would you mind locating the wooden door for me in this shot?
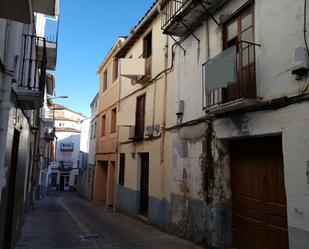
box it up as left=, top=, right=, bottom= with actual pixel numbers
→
left=140, top=153, right=149, bottom=216
left=223, top=4, right=256, bottom=101
left=135, top=95, right=146, bottom=140
left=230, top=137, right=289, bottom=249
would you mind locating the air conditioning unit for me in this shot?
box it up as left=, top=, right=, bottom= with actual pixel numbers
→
left=128, top=126, right=135, bottom=139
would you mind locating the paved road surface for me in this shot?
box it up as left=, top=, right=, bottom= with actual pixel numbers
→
left=15, top=192, right=203, bottom=249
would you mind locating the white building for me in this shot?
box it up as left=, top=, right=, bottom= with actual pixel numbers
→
left=161, top=0, right=309, bottom=248
left=77, top=93, right=98, bottom=200
left=48, top=104, right=86, bottom=191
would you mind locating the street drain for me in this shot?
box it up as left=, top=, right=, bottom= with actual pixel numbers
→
left=79, top=234, right=101, bottom=242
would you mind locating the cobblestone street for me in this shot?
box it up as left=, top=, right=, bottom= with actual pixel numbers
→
left=15, top=193, right=202, bottom=249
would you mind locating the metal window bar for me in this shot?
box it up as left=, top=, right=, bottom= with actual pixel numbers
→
left=203, top=40, right=260, bottom=109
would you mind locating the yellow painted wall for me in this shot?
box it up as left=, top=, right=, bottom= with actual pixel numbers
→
left=117, top=14, right=174, bottom=203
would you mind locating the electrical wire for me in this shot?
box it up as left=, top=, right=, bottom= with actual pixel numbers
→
left=302, top=0, right=309, bottom=93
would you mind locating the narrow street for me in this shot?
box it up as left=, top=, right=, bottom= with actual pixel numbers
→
left=15, top=193, right=202, bottom=249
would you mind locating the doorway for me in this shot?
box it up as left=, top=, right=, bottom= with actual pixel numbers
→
left=60, top=174, right=70, bottom=191
left=230, top=136, right=289, bottom=249
left=107, top=161, right=115, bottom=208
left=3, top=129, right=20, bottom=249
left=140, top=153, right=149, bottom=216
left=50, top=173, right=57, bottom=191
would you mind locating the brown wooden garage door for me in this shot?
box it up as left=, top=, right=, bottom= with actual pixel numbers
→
left=230, top=136, right=289, bottom=249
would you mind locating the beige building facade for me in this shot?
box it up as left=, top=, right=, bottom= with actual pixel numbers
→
left=114, top=4, right=174, bottom=226
left=94, top=38, right=125, bottom=209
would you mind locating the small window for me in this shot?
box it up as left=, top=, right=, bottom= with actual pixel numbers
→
left=94, top=122, right=97, bottom=138
left=112, top=59, right=119, bottom=82
left=119, top=153, right=125, bottom=186
left=111, top=108, right=117, bottom=133
left=103, top=69, right=107, bottom=92
left=90, top=124, right=93, bottom=138
left=101, top=115, right=106, bottom=136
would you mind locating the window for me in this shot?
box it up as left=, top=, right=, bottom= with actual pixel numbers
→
left=143, top=31, right=152, bottom=58
left=119, top=154, right=125, bottom=186
left=135, top=95, right=146, bottom=139
left=112, top=59, right=119, bottom=82
left=90, top=124, right=93, bottom=138
left=94, top=121, right=97, bottom=138
left=111, top=108, right=117, bottom=133
left=103, top=69, right=107, bottom=92
left=101, top=115, right=106, bottom=136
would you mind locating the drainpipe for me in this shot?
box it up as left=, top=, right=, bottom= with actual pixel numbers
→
left=159, top=35, right=169, bottom=201
left=0, top=21, right=17, bottom=199
left=114, top=45, right=122, bottom=212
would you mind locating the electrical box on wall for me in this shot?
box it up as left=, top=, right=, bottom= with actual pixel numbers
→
left=291, top=47, right=309, bottom=79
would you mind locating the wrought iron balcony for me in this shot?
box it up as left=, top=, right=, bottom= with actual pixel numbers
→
left=59, top=161, right=73, bottom=170
left=161, top=0, right=228, bottom=37
left=13, top=35, right=47, bottom=110
left=203, top=41, right=261, bottom=114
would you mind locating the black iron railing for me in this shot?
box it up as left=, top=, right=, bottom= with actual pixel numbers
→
left=161, top=0, right=191, bottom=31
left=20, top=35, right=47, bottom=94
left=203, top=41, right=260, bottom=109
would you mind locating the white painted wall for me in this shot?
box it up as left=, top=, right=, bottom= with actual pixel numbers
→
left=172, top=0, right=309, bottom=246
left=88, top=95, right=98, bottom=166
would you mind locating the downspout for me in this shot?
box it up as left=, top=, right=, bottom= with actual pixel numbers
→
left=114, top=46, right=122, bottom=212
left=159, top=35, right=169, bottom=202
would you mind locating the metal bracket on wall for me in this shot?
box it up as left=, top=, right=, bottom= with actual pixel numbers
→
left=197, top=0, right=220, bottom=27
left=169, top=35, right=186, bottom=55
left=180, top=20, right=200, bottom=43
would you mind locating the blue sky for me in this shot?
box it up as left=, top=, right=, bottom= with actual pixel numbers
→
left=54, top=0, right=155, bottom=116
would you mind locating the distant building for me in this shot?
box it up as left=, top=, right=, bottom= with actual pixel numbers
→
left=47, top=105, right=86, bottom=191
left=77, top=117, right=90, bottom=198
left=77, top=94, right=98, bottom=200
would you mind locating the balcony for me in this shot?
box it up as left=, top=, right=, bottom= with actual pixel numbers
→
left=0, top=0, right=31, bottom=24
left=13, top=35, right=47, bottom=110
left=36, top=16, right=59, bottom=70
left=161, top=0, right=228, bottom=37
left=203, top=41, right=261, bottom=114
left=32, top=0, right=59, bottom=16
left=44, top=127, right=55, bottom=141
left=0, top=0, right=58, bottom=24
left=59, top=161, right=73, bottom=170
left=120, top=56, right=152, bottom=84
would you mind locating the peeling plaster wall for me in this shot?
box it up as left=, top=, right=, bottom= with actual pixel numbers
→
left=171, top=0, right=309, bottom=247
left=214, top=102, right=309, bottom=248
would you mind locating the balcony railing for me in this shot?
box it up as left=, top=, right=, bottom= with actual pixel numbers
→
left=135, top=56, right=152, bottom=84
left=59, top=161, right=73, bottom=170
left=20, top=35, right=47, bottom=93
left=203, top=41, right=259, bottom=111
left=161, top=0, right=228, bottom=37
left=37, top=15, right=59, bottom=70
left=120, top=55, right=152, bottom=84
left=14, top=35, right=47, bottom=110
